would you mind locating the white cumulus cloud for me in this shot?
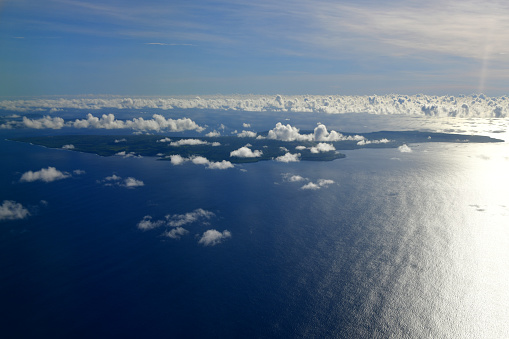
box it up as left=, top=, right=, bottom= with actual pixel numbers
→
left=198, top=229, right=231, bottom=246
left=237, top=130, right=257, bottom=138
left=62, top=144, right=75, bottom=150
left=230, top=146, right=263, bottom=158
left=166, top=208, right=215, bottom=227
left=170, top=139, right=209, bottom=146
left=0, top=200, right=30, bottom=221
left=20, top=167, right=71, bottom=183
left=170, top=155, right=234, bottom=169
left=310, top=142, right=336, bottom=153
left=398, top=144, right=413, bottom=153
left=162, top=227, right=189, bottom=239
left=99, top=174, right=144, bottom=188
left=275, top=152, right=301, bottom=162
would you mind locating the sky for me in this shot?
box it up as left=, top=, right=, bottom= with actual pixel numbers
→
left=1, top=0, right=509, bottom=97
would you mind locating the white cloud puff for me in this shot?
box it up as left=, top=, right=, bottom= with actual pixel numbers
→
left=230, top=146, right=263, bottom=158
left=357, top=138, right=391, bottom=145
left=170, top=155, right=234, bottom=169
left=398, top=144, right=413, bottom=152
left=157, top=137, right=172, bottom=143
left=205, top=130, right=221, bottom=137
left=166, top=208, right=215, bottom=227
left=242, top=123, right=251, bottom=128
left=99, top=174, right=144, bottom=188
left=20, top=167, right=71, bottom=183
left=267, top=122, right=364, bottom=142
left=198, top=229, right=231, bottom=246
left=301, top=179, right=335, bottom=190
left=275, top=152, right=301, bottom=162
left=137, top=216, right=165, bottom=230
left=22, top=116, right=65, bottom=129
left=237, top=130, right=257, bottom=138
left=170, top=139, right=208, bottom=146
left=162, top=227, right=189, bottom=239
left=62, top=144, right=75, bottom=150
left=310, top=142, right=336, bottom=153
left=0, top=200, right=30, bottom=221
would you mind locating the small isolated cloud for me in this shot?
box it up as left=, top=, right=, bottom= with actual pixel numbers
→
left=115, top=151, right=141, bottom=158
left=301, top=182, right=320, bottom=190
left=0, top=200, right=30, bottom=221
left=310, top=143, right=335, bottom=153
left=157, top=137, right=172, bottom=143
left=170, top=139, right=208, bottom=146
left=282, top=173, right=306, bottom=182
left=295, top=145, right=307, bottom=150
left=242, top=123, right=251, bottom=128
left=198, top=229, right=231, bottom=246
left=20, top=167, right=71, bottom=183
left=137, top=216, right=165, bottom=230
left=398, top=144, right=413, bottom=153
left=115, top=138, right=127, bottom=143
left=166, top=208, right=215, bottom=227
left=275, top=152, right=301, bottom=162
left=301, top=179, right=335, bottom=190
left=99, top=174, right=144, bottom=188
left=170, top=155, right=234, bottom=169
left=237, top=130, right=257, bottom=138
left=62, top=144, right=75, bottom=150
left=230, top=146, right=263, bottom=158
left=162, top=227, right=189, bottom=239
left=205, top=130, right=221, bottom=137
left=73, top=169, right=86, bottom=175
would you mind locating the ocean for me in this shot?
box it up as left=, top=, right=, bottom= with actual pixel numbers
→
left=1, top=111, right=508, bottom=338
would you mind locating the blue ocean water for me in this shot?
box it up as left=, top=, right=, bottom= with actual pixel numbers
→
left=1, top=113, right=509, bottom=338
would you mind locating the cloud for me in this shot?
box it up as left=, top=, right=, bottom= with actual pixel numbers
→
left=166, top=208, right=215, bottom=227
left=301, top=179, right=335, bottom=190
left=230, top=146, right=263, bottom=158
left=99, top=174, right=144, bottom=188
left=11, top=113, right=204, bottom=132
left=242, top=123, right=251, bottom=128
left=62, top=144, right=75, bottom=150
left=282, top=173, right=306, bottom=182
left=275, top=152, right=301, bottom=162
left=138, top=209, right=217, bottom=241
left=398, top=144, right=413, bottom=153
left=1, top=95, right=508, bottom=118
left=20, top=167, right=71, bottom=183
left=22, top=116, right=65, bottom=129
left=310, top=142, right=335, bottom=153
left=198, top=229, right=231, bottom=246
left=137, top=216, right=165, bottom=230
left=0, top=200, right=30, bottom=221
left=170, top=155, right=234, bottom=169
left=169, top=139, right=211, bottom=146
left=115, top=151, right=141, bottom=158
left=237, top=130, right=257, bottom=138
left=73, top=169, right=86, bottom=175
left=157, top=137, right=172, bottom=142
left=205, top=130, right=221, bottom=137
left=115, top=138, right=127, bottom=143
left=267, top=122, right=364, bottom=142
left=162, top=227, right=189, bottom=239
left=357, top=138, right=391, bottom=146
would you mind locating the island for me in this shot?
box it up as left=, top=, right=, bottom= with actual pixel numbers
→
left=12, top=130, right=503, bottom=163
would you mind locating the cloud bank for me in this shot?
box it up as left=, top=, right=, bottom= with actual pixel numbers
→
left=1, top=113, right=204, bottom=132
left=0, top=200, right=30, bottom=221
left=2, top=94, right=508, bottom=118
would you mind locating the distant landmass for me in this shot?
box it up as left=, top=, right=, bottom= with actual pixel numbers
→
left=12, top=131, right=503, bottom=163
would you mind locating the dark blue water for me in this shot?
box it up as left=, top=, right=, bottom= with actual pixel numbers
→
left=1, top=114, right=508, bottom=338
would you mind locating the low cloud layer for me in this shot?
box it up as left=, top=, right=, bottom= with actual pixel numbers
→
left=2, top=94, right=506, bottom=118
left=1, top=113, right=203, bottom=132
left=0, top=200, right=30, bottom=221
left=20, top=167, right=72, bottom=183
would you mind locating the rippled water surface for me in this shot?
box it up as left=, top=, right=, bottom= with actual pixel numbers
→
left=1, top=113, right=508, bottom=338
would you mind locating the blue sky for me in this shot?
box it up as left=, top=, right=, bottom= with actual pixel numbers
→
left=1, top=0, right=509, bottom=96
